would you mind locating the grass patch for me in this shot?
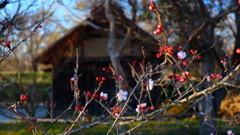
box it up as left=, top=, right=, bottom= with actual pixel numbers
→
left=0, top=119, right=239, bottom=135
left=0, top=71, right=52, bottom=84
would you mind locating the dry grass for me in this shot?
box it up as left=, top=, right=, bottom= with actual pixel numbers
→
left=218, top=89, right=240, bottom=117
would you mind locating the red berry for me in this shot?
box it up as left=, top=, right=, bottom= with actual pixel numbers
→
left=158, top=49, right=163, bottom=52
left=175, top=74, right=181, bottom=81
left=70, top=77, right=74, bottom=82
left=101, top=77, right=106, bottom=83
left=178, top=46, right=182, bottom=51
left=196, top=55, right=201, bottom=60
left=8, top=25, right=12, bottom=28
left=163, top=46, right=168, bottom=52
left=96, top=77, right=106, bottom=83
left=236, top=48, right=240, bottom=54
left=168, top=74, right=174, bottom=79
left=229, top=122, right=233, bottom=126
left=86, top=91, right=91, bottom=98
left=154, top=29, right=161, bottom=35
left=190, top=49, right=195, bottom=54
left=157, top=25, right=162, bottom=30
left=178, top=77, right=186, bottom=82
left=29, top=127, right=34, bottom=130
left=149, top=6, right=154, bottom=11
left=148, top=106, right=154, bottom=110
left=45, top=100, right=50, bottom=105
left=150, top=1, right=156, bottom=8
left=234, top=119, right=239, bottom=123
left=182, top=61, right=188, bottom=66
left=92, top=94, right=99, bottom=98
left=184, top=71, right=190, bottom=76
left=169, top=46, right=174, bottom=50
left=96, top=77, right=100, bottom=82
left=111, top=107, right=116, bottom=111
left=168, top=50, right=173, bottom=55
left=156, top=53, right=162, bottom=58
left=102, top=68, right=112, bottom=73
left=37, top=25, right=42, bottom=28
left=117, top=75, right=124, bottom=81
left=235, top=59, right=240, bottom=62
left=75, top=106, right=80, bottom=110
left=4, top=41, right=11, bottom=48
left=131, top=61, right=137, bottom=65
left=29, top=118, right=37, bottom=122
left=20, top=94, right=28, bottom=101
left=211, top=73, right=216, bottom=78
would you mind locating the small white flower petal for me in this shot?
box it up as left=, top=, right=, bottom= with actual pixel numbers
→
left=177, top=51, right=186, bottom=59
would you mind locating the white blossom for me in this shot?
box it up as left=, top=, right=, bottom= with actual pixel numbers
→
left=227, top=130, right=234, bottom=135
left=100, top=92, right=108, bottom=100
left=117, top=90, right=128, bottom=102
left=177, top=51, right=186, bottom=59
left=207, top=76, right=211, bottom=82
left=146, top=79, right=154, bottom=90
left=136, top=103, right=147, bottom=113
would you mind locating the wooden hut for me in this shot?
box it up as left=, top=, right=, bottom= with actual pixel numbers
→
left=35, top=4, right=158, bottom=115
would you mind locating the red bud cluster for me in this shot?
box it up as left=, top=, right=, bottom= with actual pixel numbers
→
left=96, top=77, right=106, bottom=83
left=190, top=49, right=196, bottom=54
left=156, top=46, right=174, bottom=58
left=75, top=106, right=84, bottom=110
left=154, top=25, right=163, bottom=35
left=168, top=74, right=186, bottom=82
left=86, top=91, right=91, bottom=98
left=210, top=73, right=222, bottom=80
left=112, top=106, right=122, bottom=117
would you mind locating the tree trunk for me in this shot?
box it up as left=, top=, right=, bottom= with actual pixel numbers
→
left=199, top=49, right=216, bottom=135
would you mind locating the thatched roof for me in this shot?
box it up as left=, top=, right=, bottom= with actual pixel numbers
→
left=35, top=4, right=158, bottom=66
